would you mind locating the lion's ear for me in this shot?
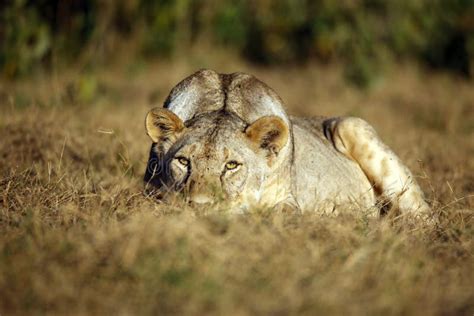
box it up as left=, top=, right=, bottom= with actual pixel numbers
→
left=245, top=116, right=289, bottom=157
left=145, top=108, right=185, bottom=143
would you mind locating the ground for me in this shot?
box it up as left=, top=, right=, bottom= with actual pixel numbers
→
left=0, top=56, right=473, bottom=315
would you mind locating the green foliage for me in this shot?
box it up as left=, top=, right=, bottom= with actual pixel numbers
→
left=1, top=0, right=473, bottom=86
left=140, top=0, right=180, bottom=56
left=1, top=0, right=96, bottom=76
left=214, top=1, right=248, bottom=49
left=1, top=0, right=51, bottom=77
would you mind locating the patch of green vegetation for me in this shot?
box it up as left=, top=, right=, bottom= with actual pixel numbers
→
left=2, top=0, right=473, bottom=87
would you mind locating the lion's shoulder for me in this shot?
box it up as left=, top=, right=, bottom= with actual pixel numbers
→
left=290, top=115, right=328, bottom=139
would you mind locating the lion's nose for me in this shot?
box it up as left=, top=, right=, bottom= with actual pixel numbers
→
left=189, top=194, right=213, bottom=205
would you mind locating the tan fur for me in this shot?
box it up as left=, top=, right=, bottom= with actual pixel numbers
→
left=324, top=116, right=430, bottom=215
left=245, top=116, right=289, bottom=165
left=145, top=108, right=185, bottom=143
left=144, top=69, right=431, bottom=219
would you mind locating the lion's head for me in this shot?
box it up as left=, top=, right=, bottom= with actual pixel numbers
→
left=144, top=108, right=290, bottom=210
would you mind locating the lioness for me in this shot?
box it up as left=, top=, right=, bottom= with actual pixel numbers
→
left=144, top=69, right=430, bottom=217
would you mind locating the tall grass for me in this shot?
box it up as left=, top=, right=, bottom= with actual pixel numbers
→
left=0, top=59, right=473, bottom=314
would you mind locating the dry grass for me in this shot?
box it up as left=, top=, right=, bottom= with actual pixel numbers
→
left=0, top=56, right=473, bottom=315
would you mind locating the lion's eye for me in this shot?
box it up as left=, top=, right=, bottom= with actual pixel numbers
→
left=175, top=157, right=190, bottom=167
left=225, top=161, right=240, bottom=171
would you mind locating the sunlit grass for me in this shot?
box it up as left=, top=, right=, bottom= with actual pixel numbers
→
left=0, top=60, right=472, bottom=314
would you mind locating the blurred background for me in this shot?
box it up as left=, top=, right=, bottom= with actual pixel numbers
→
left=2, top=0, right=474, bottom=87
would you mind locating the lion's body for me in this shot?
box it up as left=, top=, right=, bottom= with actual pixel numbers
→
left=144, top=69, right=429, bottom=217
left=291, top=116, right=376, bottom=212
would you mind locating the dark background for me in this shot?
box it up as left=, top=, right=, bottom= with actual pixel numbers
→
left=2, top=0, right=474, bottom=87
